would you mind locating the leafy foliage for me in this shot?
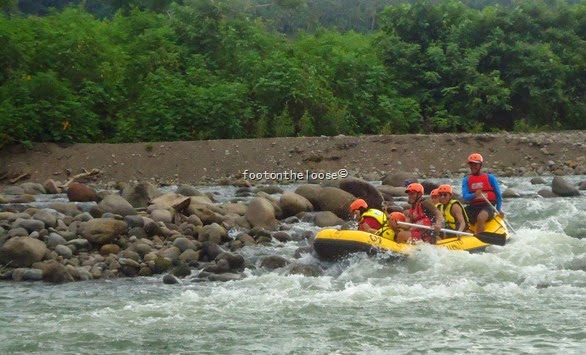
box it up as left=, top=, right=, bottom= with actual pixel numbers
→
left=0, top=0, right=584, bottom=145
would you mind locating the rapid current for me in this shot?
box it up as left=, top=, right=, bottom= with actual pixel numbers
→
left=1, top=176, right=585, bottom=354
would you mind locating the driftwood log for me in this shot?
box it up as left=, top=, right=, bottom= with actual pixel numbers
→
left=61, top=168, right=103, bottom=187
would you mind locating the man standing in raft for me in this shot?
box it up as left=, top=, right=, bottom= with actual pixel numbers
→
left=461, top=153, right=504, bottom=234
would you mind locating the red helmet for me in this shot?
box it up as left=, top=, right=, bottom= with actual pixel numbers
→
left=467, top=153, right=483, bottom=164
left=430, top=188, right=440, bottom=197
left=390, top=212, right=406, bottom=222
left=349, top=198, right=368, bottom=212
left=405, top=183, right=424, bottom=194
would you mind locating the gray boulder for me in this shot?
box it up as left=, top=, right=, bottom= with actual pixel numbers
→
left=294, top=184, right=323, bottom=209
left=121, top=182, right=162, bottom=208
left=81, top=218, right=128, bottom=245
left=98, top=194, right=137, bottom=216
left=0, top=236, right=47, bottom=267
left=315, top=187, right=355, bottom=219
left=551, top=176, right=580, bottom=197
left=381, top=172, right=418, bottom=187
left=338, top=177, right=384, bottom=210
left=314, top=211, right=344, bottom=227
left=245, top=197, right=277, bottom=230
left=279, top=191, right=313, bottom=218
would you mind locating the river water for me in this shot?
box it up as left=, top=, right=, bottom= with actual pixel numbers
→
left=1, top=176, right=585, bottom=354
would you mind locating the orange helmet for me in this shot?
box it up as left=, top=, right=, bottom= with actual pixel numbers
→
left=437, top=184, right=453, bottom=194
left=467, top=153, right=483, bottom=164
left=405, top=183, right=424, bottom=194
left=390, top=212, right=406, bottom=222
left=430, top=188, right=440, bottom=197
left=349, top=198, right=368, bottom=212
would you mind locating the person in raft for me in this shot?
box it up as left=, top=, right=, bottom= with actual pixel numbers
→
left=430, top=188, right=440, bottom=206
left=349, top=198, right=388, bottom=235
left=436, top=184, right=469, bottom=238
left=392, top=183, right=444, bottom=244
left=461, top=153, right=504, bottom=234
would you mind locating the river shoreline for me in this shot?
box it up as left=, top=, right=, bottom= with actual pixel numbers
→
left=1, top=131, right=586, bottom=188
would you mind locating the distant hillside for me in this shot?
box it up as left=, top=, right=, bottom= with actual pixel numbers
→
left=6, top=0, right=584, bottom=34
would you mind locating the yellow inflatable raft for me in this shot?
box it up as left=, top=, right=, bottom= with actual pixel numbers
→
left=313, top=216, right=509, bottom=261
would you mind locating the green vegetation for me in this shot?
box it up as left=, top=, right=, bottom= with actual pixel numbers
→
left=0, top=0, right=584, bottom=145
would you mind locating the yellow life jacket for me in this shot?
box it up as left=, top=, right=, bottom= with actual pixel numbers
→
left=360, top=209, right=389, bottom=236
left=439, top=199, right=469, bottom=231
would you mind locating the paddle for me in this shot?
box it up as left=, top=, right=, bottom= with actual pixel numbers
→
left=397, top=221, right=507, bottom=246
left=480, top=193, right=517, bottom=235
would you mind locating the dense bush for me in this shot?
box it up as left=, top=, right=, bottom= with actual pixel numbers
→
left=0, top=0, right=584, bottom=145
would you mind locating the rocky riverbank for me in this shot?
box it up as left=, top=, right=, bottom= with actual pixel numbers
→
left=1, top=172, right=584, bottom=283
left=1, top=131, right=585, bottom=283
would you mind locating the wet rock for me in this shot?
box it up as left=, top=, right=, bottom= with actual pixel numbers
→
left=235, top=233, right=256, bottom=246
left=199, top=223, right=228, bottom=244
left=143, top=221, right=165, bottom=238
left=254, top=185, right=283, bottom=195
left=163, top=273, right=182, bottom=284
left=54, top=245, right=73, bottom=259
left=206, top=272, right=243, bottom=282
left=152, top=257, right=172, bottom=274
left=288, top=263, right=323, bottom=277
left=314, top=211, right=343, bottom=227
left=43, top=179, right=61, bottom=194
left=272, top=231, right=292, bottom=243
left=502, top=188, right=521, bottom=198
left=80, top=218, right=128, bottom=245
left=530, top=177, right=547, bottom=185
left=98, top=194, right=137, bottom=216
left=0, top=236, right=47, bottom=267
left=381, top=172, right=418, bottom=187
left=171, top=262, right=191, bottom=278
left=216, top=252, right=245, bottom=271
left=245, top=197, right=277, bottom=230
left=551, top=176, right=580, bottom=197
left=13, top=218, right=45, bottom=233
left=293, top=245, right=314, bottom=259
left=315, top=187, right=355, bottom=218
left=20, top=182, right=46, bottom=195
left=537, top=189, right=557, bottom=198
left=179, top=249, right=201, bottom=263
left=46, top=232, right=68, bottom=249
left=150, top=209, right=173, bottom=224
left=2, top=186, right=24, bottom=195
left=38, top=260, right=74, bottom=283
left=260, top=255, right=290, bottom=269
left=202, top=242, right=226, bottom=261
left=100, top=243, right=121, bottom=256
left=66, top=182, right=97, bottom=202
left=175, top=184, right=204, bottom=197
left=32, top=209, right=58, bottom=228
left=7, top=227, right=29, bottom=238
left=201, top=259, right=231, bottom=274
left=12, top=268, right=43, bottom=281
left=120, top=182, right=161, bottom=208
left=279, top=191, right=313, bottom=218
left=124, top=215, right=145, bottom=229
left=294, top=184, right=322, bottom=208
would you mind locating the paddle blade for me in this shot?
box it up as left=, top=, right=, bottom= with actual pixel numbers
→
left=475, top=232, right=507, bottom=246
